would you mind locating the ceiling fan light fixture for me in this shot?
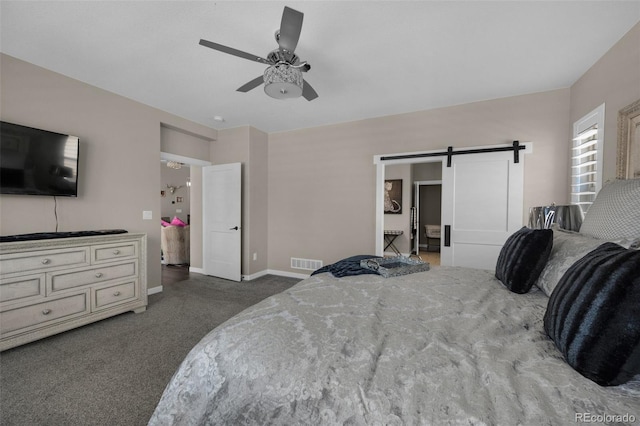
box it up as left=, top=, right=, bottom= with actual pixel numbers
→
left=263, top=63, right=303, bottom=99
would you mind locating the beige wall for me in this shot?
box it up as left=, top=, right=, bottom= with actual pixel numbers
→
left=570, top=22, right=640, bottom=183
left=3, top=22, right=636, bottom=283
left=160, top=124, right=212, bottom=161
left=265, top=22, right=640, bottom=275
left=268, top=89, right=571, bottom=273
left=248, top=127, right=269, bottom=275
left=0, top=54, right=217, bottom=292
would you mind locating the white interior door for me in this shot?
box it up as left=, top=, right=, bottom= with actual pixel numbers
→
left=441, top=151, right=523, bottom=269
left=202, top=163, right=242, bottom=281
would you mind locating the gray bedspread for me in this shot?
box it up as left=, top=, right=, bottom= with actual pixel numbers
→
left=149, top=267, right=640, bottom=425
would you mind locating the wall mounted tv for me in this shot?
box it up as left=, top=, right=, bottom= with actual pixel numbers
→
left=0, top=121, right=79, bottom=197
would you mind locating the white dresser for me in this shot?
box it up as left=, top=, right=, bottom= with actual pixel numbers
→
left=0, top=233, right=147, bottom=351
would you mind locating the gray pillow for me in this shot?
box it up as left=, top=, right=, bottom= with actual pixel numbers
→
left=579, top=178, right=640, bottom=240
left=535, top=225, right=636, bottom=297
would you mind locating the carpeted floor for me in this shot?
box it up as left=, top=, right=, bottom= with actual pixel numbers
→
left=0, top=267, right=300, bottom=426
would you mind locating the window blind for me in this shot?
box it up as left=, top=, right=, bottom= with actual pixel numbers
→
left=571, top=104, right=604, bottom=216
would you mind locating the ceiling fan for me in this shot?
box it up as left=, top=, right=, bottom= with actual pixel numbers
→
left=199, top=6, right=318, bottom=101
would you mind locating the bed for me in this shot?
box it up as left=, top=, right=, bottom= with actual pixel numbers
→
left=149, top=179, right=640, bottom=425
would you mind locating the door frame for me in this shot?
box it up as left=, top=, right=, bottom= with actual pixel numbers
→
left=374, top=143, right=531, bottom=257
left=160, top=152, right=211, bottom=274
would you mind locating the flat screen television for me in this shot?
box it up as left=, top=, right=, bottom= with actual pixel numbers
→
left=0, top=121, right=79, bottom=197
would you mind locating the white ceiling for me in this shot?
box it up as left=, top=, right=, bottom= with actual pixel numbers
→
left=1, top=1, right=639, bottom=133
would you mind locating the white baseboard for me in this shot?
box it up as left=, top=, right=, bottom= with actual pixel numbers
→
left=148, top=285, right=163, bottom=295
left=189, top=266, right=205, bottom=274
left=242, top=270, right=269, bottom=281
left=243, top=269, right=310, bottom=281
left=161, top=266, right=309, bottom=283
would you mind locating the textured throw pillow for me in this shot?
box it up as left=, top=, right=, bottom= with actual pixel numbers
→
left=580, top=178, right=640, bottom=240
left=311, top=255, right=382, bottom=278
left=535, top=226, right=635, bottom=297
left=544, top=242, right=640, bottom=386
left=495, top=227, right=553, bottom=294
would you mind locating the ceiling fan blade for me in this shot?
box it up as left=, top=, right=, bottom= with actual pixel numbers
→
left=199, top=39, right=270, bottom=65
left=236, top=75, right=264, bottom=93
left=302, top=80, right=318, bottom=101
left=278, top=7, right=303, bottom=53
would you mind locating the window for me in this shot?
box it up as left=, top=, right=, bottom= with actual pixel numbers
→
left=571, top=104, right=605, bottom=216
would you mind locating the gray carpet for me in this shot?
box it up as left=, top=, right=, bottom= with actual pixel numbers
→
left=0, top=271, right=300, bottom=426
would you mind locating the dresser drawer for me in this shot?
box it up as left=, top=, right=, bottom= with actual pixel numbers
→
left=93, top=281, right=137, bottom=310
left=49, top=261, right=137, bottom=293
left=0, top=293, right=88, bottom=335
left=0, top=247, right=90, bottom=275
left=92, top=241, right=138, bottom=263
left=0, top=273, right=45, bottom=305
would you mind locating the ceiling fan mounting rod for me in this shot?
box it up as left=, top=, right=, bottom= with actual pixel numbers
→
left=267, top=50, right=298, bottom=65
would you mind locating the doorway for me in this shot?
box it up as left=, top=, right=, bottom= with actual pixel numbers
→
left=160, top=152, right=211, bottom=277
left=160, top=160, right=191, bottom=268
left=414, top=181, right=442, bottom=265
left=375, top=143, right=528, bottom=269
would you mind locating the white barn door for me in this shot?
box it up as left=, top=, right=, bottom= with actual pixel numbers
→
left=202, top=163, right=242, bottom=281
left=440, top=150, right=524, bottom=269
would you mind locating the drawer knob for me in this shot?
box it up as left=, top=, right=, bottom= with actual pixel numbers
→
left=113, top=249, right=120, bottom=255
left=41, top=258, right=51, bottom=264
left=42, top=309, right=51, bottom=315
left=95, top=272, right=104, bottom=278
left=113, top=291, right=121, bottom=296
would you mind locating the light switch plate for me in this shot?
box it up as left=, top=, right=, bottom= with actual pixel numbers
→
left=143, top=210, right=153, bottom=220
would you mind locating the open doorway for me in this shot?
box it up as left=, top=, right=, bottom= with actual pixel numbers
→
left=160, top=152, right=211, bottom=280
left=412, top=161, right=442, bottom=265
left=375, top=143, right=528, bottom=269
left=380, top=161, right=442, bottom=262
left=160, top=161, right=191, bottom=226
left=414, top=181, right=442, bottom=265
left=160, top=160, right=191, bottom=267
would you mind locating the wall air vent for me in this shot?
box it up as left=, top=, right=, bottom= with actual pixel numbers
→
left=291, top=257, right=323, bottom=271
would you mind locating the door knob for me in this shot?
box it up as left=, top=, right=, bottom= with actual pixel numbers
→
left=229, top=226, right=239, bottom=230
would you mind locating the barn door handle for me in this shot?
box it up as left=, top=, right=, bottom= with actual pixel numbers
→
left=229, top=226, right=239, bottom=230
left=444, top=225, right=451, bottom=247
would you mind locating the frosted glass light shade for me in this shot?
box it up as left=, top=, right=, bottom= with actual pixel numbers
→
left=263, top=64, right=303, bottom=99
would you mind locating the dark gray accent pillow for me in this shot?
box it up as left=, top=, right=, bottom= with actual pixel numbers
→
left=544, top=242, right=640, bottom=386
left=311, top=255, right=382, bottom=278
left=495, top=227, right=553, bottom=294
